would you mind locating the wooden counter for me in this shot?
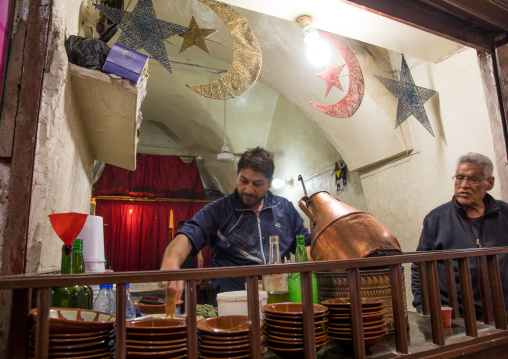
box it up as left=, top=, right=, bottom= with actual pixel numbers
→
left=2, top=247, right=508, bottom=359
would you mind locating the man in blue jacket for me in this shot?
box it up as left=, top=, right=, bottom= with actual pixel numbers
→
left=161, top=147, right=311, bottom=302
left=411, top=152, right=508, bottom=316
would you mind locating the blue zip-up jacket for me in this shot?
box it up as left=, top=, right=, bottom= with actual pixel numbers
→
left=177, top=189, right=312, bottom=294
left=411, top=193, right=508, bottom=314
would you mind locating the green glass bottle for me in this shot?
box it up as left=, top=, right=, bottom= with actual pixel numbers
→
left=50, top=241, right=90, bottom=309
left=50, top=244, right=77, bottom=307
left=73, top=239, right=93, bottom=309
left=288, top=234, right=318, bottom=303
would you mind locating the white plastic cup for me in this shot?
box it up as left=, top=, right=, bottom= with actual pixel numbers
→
left=217, top=290, right=268, bottom=318
left=84, top=260, right=106, bottom=273
left=78, top=215, right=105, bottom=261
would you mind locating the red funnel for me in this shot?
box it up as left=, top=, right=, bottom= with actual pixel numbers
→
left=49, top=213, right=88, bottom=245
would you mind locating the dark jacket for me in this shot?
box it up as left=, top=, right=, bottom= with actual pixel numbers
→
left=411, top=193, right=508, bottom=314
left=177, top=189, right=311, bottom=294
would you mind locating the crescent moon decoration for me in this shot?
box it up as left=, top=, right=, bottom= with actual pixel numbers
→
left=186, top=0, right=262, bottom=100
left=310, top=32, right=365, bottom=118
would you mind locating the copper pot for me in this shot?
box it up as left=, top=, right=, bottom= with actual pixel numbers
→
left=298, top=191, right=401, bottom=261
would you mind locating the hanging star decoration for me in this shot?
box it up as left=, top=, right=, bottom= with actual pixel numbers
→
left=179, top=16, right=218, bottom=54
left=316, top=63, right=346, bottom=97
left=375, top=55, right=437, bottom=136
left=93, top=0, right=189, bottom=73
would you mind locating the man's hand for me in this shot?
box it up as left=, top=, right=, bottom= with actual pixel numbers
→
left=159, top=234, right=193, bottom=303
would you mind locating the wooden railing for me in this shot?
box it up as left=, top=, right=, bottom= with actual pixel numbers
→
left=1, top=247, right=508, bottom=358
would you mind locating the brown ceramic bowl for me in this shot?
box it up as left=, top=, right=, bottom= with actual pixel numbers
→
left=198, top=331, right=251, bottom=341
left=329, top=330, right=388, bottom=348
left=197, top=315, right=256, bottom=335
left=263, top=317, right=328, bottom=328
left=126, top=347, right=186, bottom=359
left=321, top=298, right=383, bottom=309
left=126, top=337, right=186, bottom=346
left=126, top=330, right=187, bottom=341
left=198, top=354, right=250, bottom=359
left=263, top=311, right=328, bottom=322
left=265, top=331, right=328, bottom=343
left=30, top=308, right=115, bottom=334
left=198, top=346, right=250, bottom=357
left=328, top=309, right=387, bottom=324
left=126, top=318, right=186, bottom=333
left=266, top=339, right=328, bottom=358
left=133, top=299, right=183, bottom=316
left=262, top=303, right=328, bottom=316
left=126, top=342, right=187, bottom=352
left=263, top=321, right=328, bottom=334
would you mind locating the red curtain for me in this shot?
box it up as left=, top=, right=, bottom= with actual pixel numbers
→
left=95, top=199, right=208, bottom=271
left=93, top=154, right=206, bottom=199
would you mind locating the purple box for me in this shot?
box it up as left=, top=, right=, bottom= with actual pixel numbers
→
left=102, top=43, right=148, bottom=84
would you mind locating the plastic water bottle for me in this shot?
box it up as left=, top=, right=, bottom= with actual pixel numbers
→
left=126, top=283, right=136, bottom=320
left=93, top=284, right=116, bottom=315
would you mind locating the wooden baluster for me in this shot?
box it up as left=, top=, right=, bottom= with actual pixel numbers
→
left=444, top=259, right=460, bottom=319
left=425, top=260, right=445, bottom=345
left=418, top=262, right=430, bottom=315
left=348, top=268, right=365, bottom=359
left=116, top=283, right=127, bottom=359
left=389, top=264, right=408, bottom=354
left=246, top=276, right=261, bottom=359
left=186, top=280, right=198, bottom=359
left=8, top=288, right=31, bottom=359
left=486, top=254, right=507, bottom=330
left=35, top=287, right=50, bottom=359
left=458, top=258, right=478, bottom=337
left=301, top=271, right=316, bottom=359
left=476, top=256, right=493, bottom=323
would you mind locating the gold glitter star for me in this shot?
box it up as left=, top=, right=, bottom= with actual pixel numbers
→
left=179, top=16, right=218, bottom=54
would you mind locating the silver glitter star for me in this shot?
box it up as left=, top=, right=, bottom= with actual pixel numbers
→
left=93, top=0, right=188, bottom=73
left=375, top=55, right=437, bottom=136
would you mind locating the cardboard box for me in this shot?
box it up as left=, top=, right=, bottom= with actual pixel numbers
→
left=102, top=43, right=149, bottom=85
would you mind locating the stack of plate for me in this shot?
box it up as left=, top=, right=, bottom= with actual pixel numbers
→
left=197, top=315, right=263, bottom=359
left=126, top=318, right=187, bottom=359
left=262, top=303, right=329, bottom=358
left=321, top=298, right=388, bottom=348
left=29, top=308, right=115, bottom=359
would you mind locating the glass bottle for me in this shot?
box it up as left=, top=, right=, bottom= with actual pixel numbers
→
left=288, top=234, right=318, bottom=303
left=93, top=284, right=116, bottom=314
left=263, top=235, right=290, bottom=304
left=125, top=283, right=136, bottom=319
left=73, top=239, right=93, bottom=309
left=50, top=244, right=80, bottom=308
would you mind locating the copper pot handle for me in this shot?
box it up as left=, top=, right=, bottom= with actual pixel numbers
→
left=299, top=197, right=317, bottom=228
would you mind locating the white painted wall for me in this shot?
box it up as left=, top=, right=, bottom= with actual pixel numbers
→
left=26, top=0, right=94, bottom=273
left=359, top=48, right=505, bottom=310
left=266, top=93, right=368, bottom=231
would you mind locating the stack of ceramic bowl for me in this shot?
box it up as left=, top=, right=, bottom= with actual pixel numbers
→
left=262, top=303, right=329, bottom=358
left=197, top=315, right=263, bottom=359
left=321, top=298, right=388, bottom=348
left=126, top=318, right=187, bottom=359
left=29, top=308, right=115, bottom=358
left=133, top=299, right=183, bottom=316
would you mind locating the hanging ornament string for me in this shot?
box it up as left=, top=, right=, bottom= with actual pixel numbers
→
left=223, top=99, right=227, bottom=147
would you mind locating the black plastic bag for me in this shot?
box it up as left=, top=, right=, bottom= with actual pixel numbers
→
left=65, top=35, right=111, bottom=70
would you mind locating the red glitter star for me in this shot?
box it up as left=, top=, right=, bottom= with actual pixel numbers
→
left=316, top=63, right=346, bottom=97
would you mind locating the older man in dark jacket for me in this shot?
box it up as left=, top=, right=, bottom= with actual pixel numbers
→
left=411, top=152, right=508, bottom=315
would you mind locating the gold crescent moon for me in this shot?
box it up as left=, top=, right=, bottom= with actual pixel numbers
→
left=186, top=0, right=262, bottom=99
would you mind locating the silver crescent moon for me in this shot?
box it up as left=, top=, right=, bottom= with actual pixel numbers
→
left=186, top=0, right=262, bottom=100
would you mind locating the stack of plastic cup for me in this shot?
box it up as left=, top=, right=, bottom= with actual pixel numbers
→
left=77, top=215, right=106, bottom=302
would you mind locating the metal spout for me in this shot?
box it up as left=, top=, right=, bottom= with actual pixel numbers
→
left=298, top=175, right=308, bottom=198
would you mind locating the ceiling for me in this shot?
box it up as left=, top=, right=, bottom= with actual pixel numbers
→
left=114, top=0, right=507, bottom=194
